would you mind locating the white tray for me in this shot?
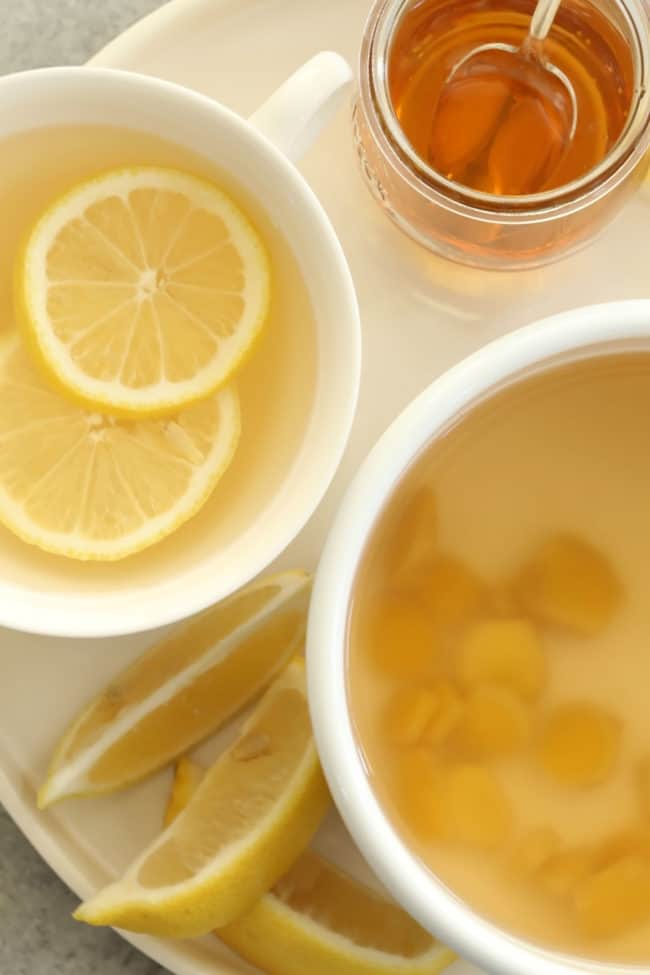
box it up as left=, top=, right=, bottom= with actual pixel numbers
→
left=2, top=1, right=650, bottom=973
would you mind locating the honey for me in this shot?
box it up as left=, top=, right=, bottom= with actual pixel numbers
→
left=388, top=0, right=635, bottom=195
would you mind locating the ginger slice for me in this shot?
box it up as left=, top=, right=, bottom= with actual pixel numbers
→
left=457, top=619, right=545, bottom=700
left=394, top=756, right=511, bottom=849
left=514, top=533, right=622, bottom=636
left=537, top=702, right=621, bottom=788
left=435, top=763, right=512, bottom=850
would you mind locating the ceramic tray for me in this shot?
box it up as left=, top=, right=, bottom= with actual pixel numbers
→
left=2, top=0, right=650, bottom=972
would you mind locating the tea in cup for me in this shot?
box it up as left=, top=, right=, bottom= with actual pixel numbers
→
left=309, top=299, right=650, bottom=975
left=0, top=56, right=360, bottom=637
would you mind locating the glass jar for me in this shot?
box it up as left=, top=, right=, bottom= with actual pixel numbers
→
left=353, top=0, right=650, bottom=270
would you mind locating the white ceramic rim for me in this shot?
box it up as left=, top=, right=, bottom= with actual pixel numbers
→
left=307, top=298, right=650, bottom=975
left=0, top=65, right=360, bottom=639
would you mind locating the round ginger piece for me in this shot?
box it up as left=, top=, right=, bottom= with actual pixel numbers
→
left=457, top=618, right=545, bottom=700
left=436, top=763, right=512, bottom=850
left=538, top=702, right=621, bottom=787
left=514, top=533, right=622, bottom=636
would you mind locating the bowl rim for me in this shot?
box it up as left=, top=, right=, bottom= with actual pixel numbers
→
left=0, top=66, right=361, bottom=638
left=307, top=298, right=650, bottom=975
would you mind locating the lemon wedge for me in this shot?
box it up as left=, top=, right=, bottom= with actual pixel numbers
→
left=221, top=851, right=456, bottom=975
left=0, top=332, right=239, bottom=560
left=17, top=167, right=270, bottom=416
left=74, top=659, right=331, bottom=937
left=39, top=570, right=310, bottom=806
left=165, top=760, right=456, bottom=975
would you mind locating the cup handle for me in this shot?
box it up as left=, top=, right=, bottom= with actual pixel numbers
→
left=248, top=52, right=353, bottom=162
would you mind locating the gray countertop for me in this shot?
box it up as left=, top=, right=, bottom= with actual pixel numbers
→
left=0, top=6, right=167, bottom=975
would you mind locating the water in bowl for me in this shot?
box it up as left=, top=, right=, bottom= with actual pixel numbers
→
left=348, top=349, right=650, bottom=963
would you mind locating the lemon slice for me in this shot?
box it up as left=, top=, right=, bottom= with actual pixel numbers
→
left=221, top=851, right=457, bottom=975
left=165, top=761, right=456, bottom=975
left=39, top=570, right=310, bottom=807
left=0, top=333, right=239, bottom=560
left=74, top=659, right=331, bottom=938
left=17, top=167, right=270, bottom=416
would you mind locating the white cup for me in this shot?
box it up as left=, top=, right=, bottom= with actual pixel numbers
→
left=308, top=299, right=650, bottom=975
left=0, top=54, right=360, bottom=638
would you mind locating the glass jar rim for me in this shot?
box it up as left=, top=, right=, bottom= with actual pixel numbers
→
left=364, top=0, right=650, bottom=215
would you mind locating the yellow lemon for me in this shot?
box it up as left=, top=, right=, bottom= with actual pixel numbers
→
left=0, top=332, right=238, bottom=560
left=17, top=167, right=270, bottom=416
left=221, top=851, right=456, bottom=975
left=74, top=659, right=330, bottom=938
left=165, top=758, right=456, bottom=975
left=39, top=570, right=309, bottom=805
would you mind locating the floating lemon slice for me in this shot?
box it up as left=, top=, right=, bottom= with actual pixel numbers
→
left=17, top=167, right=270, bottom=416
left=165, top=759, right=456, bottom=975
left=74, top=659, right=331, bottom=938
left=0, top=333, right=239, bottom=560
left=39, top=570, right=310, bottom=807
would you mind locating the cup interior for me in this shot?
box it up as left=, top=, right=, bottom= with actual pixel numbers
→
left=307, top=300, right=650, bottom=975
left=0, top=67, right=359, bottom=636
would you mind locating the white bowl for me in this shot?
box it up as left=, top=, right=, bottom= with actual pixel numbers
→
left=0, top=61, right=360, bottom=638
left=307, top=299, right=650, bottom=975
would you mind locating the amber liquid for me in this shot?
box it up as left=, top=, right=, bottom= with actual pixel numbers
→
left=389, top=0, right=634, bottom=195
left=0, top=125, right=317, bottom=594
left=349, top=352, right=650, bottom=963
